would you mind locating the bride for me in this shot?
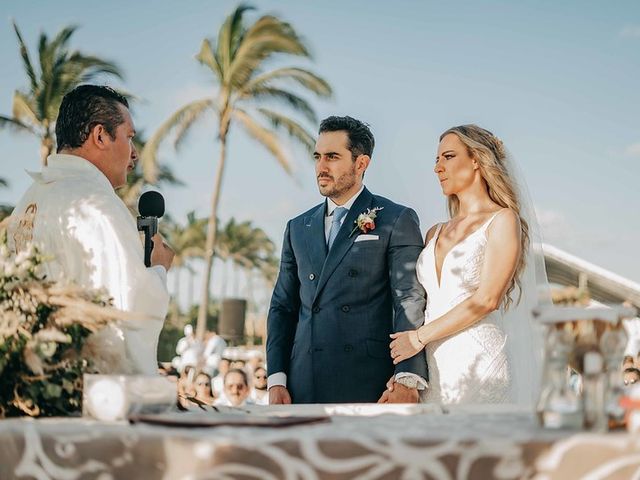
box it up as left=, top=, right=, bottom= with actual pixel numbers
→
left=389, top=124, right=546, bottom=406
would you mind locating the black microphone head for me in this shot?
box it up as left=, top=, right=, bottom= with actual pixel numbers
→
left=138, top=191, right=165, bottom=217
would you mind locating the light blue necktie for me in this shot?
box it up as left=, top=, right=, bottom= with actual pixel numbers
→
left=327, top=207, right=348, bottom=250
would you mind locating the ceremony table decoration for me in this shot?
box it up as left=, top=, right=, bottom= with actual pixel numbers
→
left=0, top=237, right=136, bottom=418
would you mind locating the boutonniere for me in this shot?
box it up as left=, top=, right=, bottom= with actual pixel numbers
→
left=349, top=207, right=384, bottom=237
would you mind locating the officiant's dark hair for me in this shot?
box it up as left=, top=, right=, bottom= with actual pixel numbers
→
left=56, top=85, right=129, bottom=152
left=319, top=116, right=375, bottom=160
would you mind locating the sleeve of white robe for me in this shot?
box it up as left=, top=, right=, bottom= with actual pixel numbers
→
left=62, top=188, right=170, bottom=374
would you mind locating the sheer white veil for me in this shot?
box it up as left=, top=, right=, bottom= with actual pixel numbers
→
left=500, top=149, right=551, bottom=407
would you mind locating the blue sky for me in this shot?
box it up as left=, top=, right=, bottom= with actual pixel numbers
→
left=1, top=0, right=639, bottom=303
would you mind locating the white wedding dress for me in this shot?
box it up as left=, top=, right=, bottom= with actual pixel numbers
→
left=417, top=212, right=517, bottom=405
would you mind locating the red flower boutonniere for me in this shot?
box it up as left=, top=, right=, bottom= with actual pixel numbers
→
left=349, top=207, right=384, bottom=237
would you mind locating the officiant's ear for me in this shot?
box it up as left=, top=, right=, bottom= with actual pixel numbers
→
left=91, top=124, right=108, bottom=150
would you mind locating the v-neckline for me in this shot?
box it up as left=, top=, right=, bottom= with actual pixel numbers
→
left=431, top=212, right=501, bottom=288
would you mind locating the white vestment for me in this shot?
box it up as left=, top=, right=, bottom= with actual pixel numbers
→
left=7, top=154, right=169, bottom=374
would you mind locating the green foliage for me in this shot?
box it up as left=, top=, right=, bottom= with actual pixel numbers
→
left=0, top=241, right=118, bottom=418
left=0, top=22, right=124, bottom=164
left=0, top=179, right=12, bottom=224
left=157, top=323, right=184, bottom=363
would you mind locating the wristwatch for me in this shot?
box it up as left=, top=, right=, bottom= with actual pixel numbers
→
left=395, top=375, right=420, bottom=389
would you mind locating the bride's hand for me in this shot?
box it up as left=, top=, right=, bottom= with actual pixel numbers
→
left=389, top=331, right=424, bottom=364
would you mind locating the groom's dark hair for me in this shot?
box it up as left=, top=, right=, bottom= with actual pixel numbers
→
left=319, top=116, right=375, bottom=160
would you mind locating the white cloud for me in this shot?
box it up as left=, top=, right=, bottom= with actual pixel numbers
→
left=171, top=84, right=215, bottom=108
left=534, top=207, right=573, bottom=245
left=535, top=207, right=565, bottom=230
left=624, top=143, right=640, bottom=157
left=619, top=26, right=640, bottom=38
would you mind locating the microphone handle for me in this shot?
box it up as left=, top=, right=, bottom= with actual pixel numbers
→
left=137, top=217, right=158, bottom=267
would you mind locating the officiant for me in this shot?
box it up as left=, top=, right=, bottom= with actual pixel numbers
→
left=7, top=85, right=174, bottom=374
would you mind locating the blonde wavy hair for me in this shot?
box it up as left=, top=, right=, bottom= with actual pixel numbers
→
left=439, top=124, right=529, bottom=309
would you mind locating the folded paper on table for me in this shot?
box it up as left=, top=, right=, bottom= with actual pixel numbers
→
left=129, top=410, right=330, bottom=428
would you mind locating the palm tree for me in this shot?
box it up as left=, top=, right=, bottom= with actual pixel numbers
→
left=163, top=212, right=208, bottom=307
left=217, top=218, right=276, bottom=285
left=0, top=22, right=123, bottom=165
left=117, top=134, right=184, bottom=214
left=143, top=4, right=332, bottom=339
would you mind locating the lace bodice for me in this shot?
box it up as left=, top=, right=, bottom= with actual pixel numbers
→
left=418, top=213, right=498, bottom=320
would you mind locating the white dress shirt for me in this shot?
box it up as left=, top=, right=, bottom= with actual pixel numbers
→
left=323, top=185, right=364, bottom=242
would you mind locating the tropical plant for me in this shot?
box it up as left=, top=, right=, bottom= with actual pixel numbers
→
left=0, top=240, right=130, bottom=417
left=117, top=135, right=184, bottom=214
left=217, top=217, right=277, bottom=297
left=143, top=4, right=332, bottom=338
left=162, top=212, right=207, bottom=308
left=0, top=22, right=123, bottom=165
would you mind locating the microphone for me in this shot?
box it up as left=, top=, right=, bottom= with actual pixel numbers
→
left=137, top=191, right=165, bottom=267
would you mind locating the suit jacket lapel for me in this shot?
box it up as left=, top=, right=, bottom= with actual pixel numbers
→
left=304, top=202, right=327, bottom=281
left=313, top=187, right=374, bottom=303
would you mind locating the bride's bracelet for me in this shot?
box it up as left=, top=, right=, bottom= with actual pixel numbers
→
left=416, top=328, right=428, bottom=346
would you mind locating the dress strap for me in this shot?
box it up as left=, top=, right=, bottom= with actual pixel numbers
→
left=480, top=209, right=507, bottom=233
left=425, top=223, right=444, bottom=248
left=431, top=223, right=445, bottom=246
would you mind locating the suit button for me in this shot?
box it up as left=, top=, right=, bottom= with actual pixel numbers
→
left=309, top=273, right=316, bottom=280
left=348, top=269, right=358, bottom=277
left=341, top=305, right=350, bottom=313
left=344, top=344, right=353, bottom=352
left=313, top=306, right=320, bottom=313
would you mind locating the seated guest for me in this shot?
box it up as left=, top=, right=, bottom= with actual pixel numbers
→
left=174, top=324, right=203, bottom=373
left=193, top=372, right=216, bottom=406
left=203, top=331, right=227, bottom=376
left=249, top=366, right=269, bottom=405
left=230, top=359, right=246, bottom=371
left=246, top=350, right=264, bottom=376
left=212, top=358, right=230, bottom=399
left=624, top=367, right=640, bottom=386
left=214, top=369, right=254, bottom=407
left=177, top=367, right=196, bottom=409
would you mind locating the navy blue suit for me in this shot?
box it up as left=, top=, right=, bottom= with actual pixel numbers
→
left=267, top=187, right=428, bottom=403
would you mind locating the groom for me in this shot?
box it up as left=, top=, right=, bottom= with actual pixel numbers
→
left=267, top=116, right=428, bottom=404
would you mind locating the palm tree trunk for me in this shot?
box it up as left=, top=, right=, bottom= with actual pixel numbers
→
left=196, top=134, right=228, bottom=341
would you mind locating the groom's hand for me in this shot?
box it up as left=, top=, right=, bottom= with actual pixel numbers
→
left=386, top=382, right=419, bottom=403
left=269, top=386, right=292, bottom=405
